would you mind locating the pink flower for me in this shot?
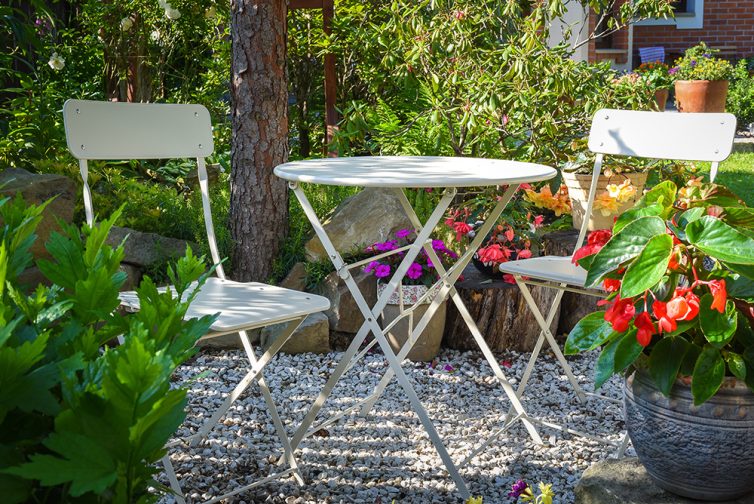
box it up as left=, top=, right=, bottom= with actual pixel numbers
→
left=453, top=222, right=472, bottom=241
left=534, top=215, right=544, bottom=227
left=517, top=249, right=533, bottom=260
left=406, top=262, right=423, bottom=280
left=396, top=229, right=411, bottom=239
left=503, top=274, right=516, bottom=284
left=375, top=264, right=391, bottom=278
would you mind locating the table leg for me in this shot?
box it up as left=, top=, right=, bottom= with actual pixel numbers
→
left=359, top=187, right=542, bottom=444
left=287, top=183, right=471, bottom=497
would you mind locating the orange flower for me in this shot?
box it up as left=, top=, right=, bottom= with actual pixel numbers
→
left=709, top=279, right=727, bottom=313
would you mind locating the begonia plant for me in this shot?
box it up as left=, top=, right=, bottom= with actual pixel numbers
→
left=565, top=179, right=754, bottom=405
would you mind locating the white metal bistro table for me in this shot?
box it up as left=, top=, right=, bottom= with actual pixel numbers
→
left=274, top=156, right=557, bottom=498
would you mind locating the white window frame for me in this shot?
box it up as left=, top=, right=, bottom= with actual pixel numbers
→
left=635, top=0, right=704, bottom=29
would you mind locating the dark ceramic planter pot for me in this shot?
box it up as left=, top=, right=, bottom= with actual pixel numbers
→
left=675, top=80, right=729, bottom=113
left=624, top=369, right=754, bottom=501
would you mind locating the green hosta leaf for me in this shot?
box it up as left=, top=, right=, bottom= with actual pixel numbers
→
left=726, top=352, right=747, bottom=381
left=699, top=295, right=737, bottom=348
left=613, top=328, right=643, bottom=373
left=613, top=203, right=663, bottom=235
left=5, top=431, right=117, bottom=496
left=620, top=234, right=673, bottom=298
left=564, top=312, right=614, bottom=354
left=691, top=346, right=725, bottom=405
left=687, top=216, right=754, bottom=265
left=586, top=216, right=667, bottom=288
left=649, top=337, right=689, bottom=396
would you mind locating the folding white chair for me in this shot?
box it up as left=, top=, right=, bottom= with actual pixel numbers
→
left=471, top=109, right=736, bottom=458
left=63, top=99, right=331, bottom=503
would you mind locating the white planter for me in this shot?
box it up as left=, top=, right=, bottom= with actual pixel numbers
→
left=562, top=171, right=648, bottom=231
left=377, top=283, right=446, bottom=362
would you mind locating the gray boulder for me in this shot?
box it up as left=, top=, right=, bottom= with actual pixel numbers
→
left=261, top=312, right=330, bottom=354
left=107, top=226, right=198, bottom=268
left=304, top=187, right=412, bottom=261
left=316, top=269, right=377, bottom=334
left=575, top=458, right=753, bottom=504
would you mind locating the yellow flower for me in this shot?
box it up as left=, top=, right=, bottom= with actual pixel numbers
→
left=524, top=184, right=572, bottom=216
left=465, top=497, right=483, bottom=504
left=594, top=192, right=621, bottom=216
left=606, top=179, right=637, bottom=203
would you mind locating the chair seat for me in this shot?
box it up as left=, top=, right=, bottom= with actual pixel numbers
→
left=119, top=277, right=331, bottom=334
left=499, top=255, right=588, bottom=287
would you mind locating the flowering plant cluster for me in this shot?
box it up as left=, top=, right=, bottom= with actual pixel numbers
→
left=508, top=480, right=555, bottom=503
left=523, top=183, right=572, bottom=216
left=444, top=204, right=544, bottom=284
left=671, top=42, right=734, bottom=82
left=636, top=61, right=673, bottom=89
left=362, top=229, right=457, bottom=286
left=566, top=179, right=754, bottom=405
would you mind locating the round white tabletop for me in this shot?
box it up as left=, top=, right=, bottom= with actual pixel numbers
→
left=274, top=156, right=556, bottom=188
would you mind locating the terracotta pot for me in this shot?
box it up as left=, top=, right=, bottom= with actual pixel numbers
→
left=675, top=80, right=729, bottom=113
left=562, top=171, right=648, bottom=231
left=625, top=369, right=754, bottom=501
left=653, top=89, right=669, bottom=111
left=377, top=283, right=446, bottom=362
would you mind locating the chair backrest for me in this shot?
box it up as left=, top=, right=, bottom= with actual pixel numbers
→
left=638, top=46, right=665, bottom=64
left=62, top=99, right=225, bottom=278
left=572, top=108, right=737, bottom=251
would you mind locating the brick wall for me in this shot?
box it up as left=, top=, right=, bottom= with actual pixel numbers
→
left=588, top=1, right=754, bottom=66
left=634, top=1, right=754, bottom=63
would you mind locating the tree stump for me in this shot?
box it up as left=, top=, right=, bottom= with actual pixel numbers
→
left=442, top=265, right=561, bottom=352
left=542, top=229, right=603, bottom=334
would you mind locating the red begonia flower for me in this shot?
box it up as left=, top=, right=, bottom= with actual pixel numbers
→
left=452, top=221, right=472, bottom=241
left=709, top=279, right=727, bottom=313
left=603, top=278, right=621, bottom=293
left=604, top=295, right=635, bottom=332
left=572, top=230, right=613, bottom=266
left=517, top=248, right=533, bottom=260
left=652, top=300, right=677, bottom=333
left=634, top=312, right=656, bottom=346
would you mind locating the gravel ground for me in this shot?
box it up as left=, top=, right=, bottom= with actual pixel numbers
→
left=162, top=347, right=630, bottom=504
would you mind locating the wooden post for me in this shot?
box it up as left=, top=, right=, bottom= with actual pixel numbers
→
left=289, top=0, right=338, bottom=156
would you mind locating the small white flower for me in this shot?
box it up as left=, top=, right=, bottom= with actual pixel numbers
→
left=48, top=52, right=65, bottom=71
left=120, top=16, right=133, bottom=31
left=165, top=7, right=181, bottom=20
left=150, top=29, right=161, bottom=42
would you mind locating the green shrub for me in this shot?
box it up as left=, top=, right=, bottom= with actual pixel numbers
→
left=727, top=59, right=754, bottom=128
left=0, top=194, right=214, bottom=503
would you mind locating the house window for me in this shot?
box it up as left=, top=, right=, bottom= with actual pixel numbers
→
left=674, top=0, right=690, bottom=13
left=635, top=0, right=703, bottom=29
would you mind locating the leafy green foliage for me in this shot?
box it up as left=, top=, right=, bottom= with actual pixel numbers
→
left=0, top=196, right=214, bottom=503
left=727, top=60, right=754, bottom=127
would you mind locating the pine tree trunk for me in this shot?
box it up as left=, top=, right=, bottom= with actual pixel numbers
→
left=229, top=0, right=289, bottom=281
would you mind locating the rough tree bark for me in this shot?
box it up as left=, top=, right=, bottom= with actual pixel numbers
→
left=230, top=0, right=289, bottom=281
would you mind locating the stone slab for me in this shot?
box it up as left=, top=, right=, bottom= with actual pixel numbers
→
left=107, top=226, right=198, bottom=268
left=261, top=312, right=330, bottom=354
left=575, top=458, right=754, bottom=504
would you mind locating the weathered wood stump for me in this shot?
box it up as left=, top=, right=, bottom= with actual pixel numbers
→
left=442, top=265, right=560, bottom=352
left=542, top=229, right=602, bottom=334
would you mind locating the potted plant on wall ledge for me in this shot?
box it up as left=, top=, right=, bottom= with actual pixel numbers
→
left=672, top=42, right=735, bottom=113
left=566, top=179, right=754, bottom=501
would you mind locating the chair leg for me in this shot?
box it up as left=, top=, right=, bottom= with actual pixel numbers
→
left=515, top=278, right=588, bottom=403
left=237, top=327, right=305, bottom=486
left=161, top=453, right=186, bottom=504
left=189, top=319, right=303, bottom=446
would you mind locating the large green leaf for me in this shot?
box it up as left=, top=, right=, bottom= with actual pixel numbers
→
left=686, top=216, right=754, bottom=265
left=699, top=295, right=737, bottom=348
left=726, top=352, right=747, bottom=381
left=649, top=337, right=689, bottom=396
left=722, top=207, right=754, bottom=228
left=564, top=312, right=615, bottom=354
left=613, top=203, right=663, bottom=235
left=613, top=328, right=643, bottom=373
left=636, top=180, right=677, bottom=218
left=691, top=346, right=725, bottom=405
left=585, top=216, right=667, bottom=288
left=5, top=431, right=117, bottom=496
left=594, top=337, right=621, bottom=390
left=620, top=234, right=673, bottom=298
